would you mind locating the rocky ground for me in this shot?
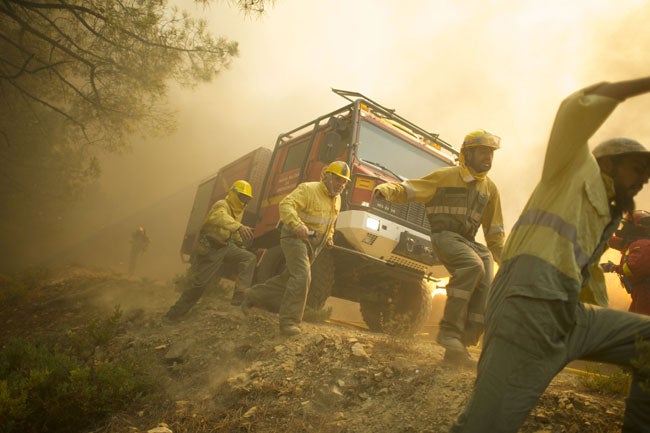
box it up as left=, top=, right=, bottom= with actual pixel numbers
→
left=0, top=266, right=630, bottom=433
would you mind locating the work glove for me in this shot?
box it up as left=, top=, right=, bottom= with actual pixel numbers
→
left=600, top=261, right=617, bottom=273
left=238, top=225, right=254, bottom=243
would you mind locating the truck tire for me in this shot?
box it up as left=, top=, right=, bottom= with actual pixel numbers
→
left=306, top=250, right=335, bottom=309
left=359, top=298, right=385, bottom=332
left=359, top=280, right=432, bottom=336
left=254, top=245, right=285, bottom=284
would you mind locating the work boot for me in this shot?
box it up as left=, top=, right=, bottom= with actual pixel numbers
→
left=443, top=348, right=477, bottom=369
left=230, top=289, right=245, bottom=306
left=436, top=332, right=466, bottom=352
left=280, top=324, right=301, bottom=336
left=162, top=304, right=187, bottom=324
left=162, top=311, right=181, bottom=325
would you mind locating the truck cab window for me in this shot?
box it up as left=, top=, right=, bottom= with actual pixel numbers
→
left=282, top=139, right=309, bottom=172
left=358, top=120, right=448, bottom=179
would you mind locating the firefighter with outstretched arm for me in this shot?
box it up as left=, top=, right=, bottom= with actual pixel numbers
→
left=373, top=130, right=505, bottom=365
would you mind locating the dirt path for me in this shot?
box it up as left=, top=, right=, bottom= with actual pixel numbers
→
left=0, top=267, right=628, bottom=433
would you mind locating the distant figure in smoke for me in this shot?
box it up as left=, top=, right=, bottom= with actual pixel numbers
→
left=601, top=210, right=650, bottom=315
left=128, top=226, right=150, bottom=274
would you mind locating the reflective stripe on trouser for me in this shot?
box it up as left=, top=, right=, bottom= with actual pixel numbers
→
left=431, top=231, right=493, bottom=346
left=166, top=243, right=256, bottom=318
left=247, top=236, right=314, bottom=328
left=451, top=294, right=650, bottom=433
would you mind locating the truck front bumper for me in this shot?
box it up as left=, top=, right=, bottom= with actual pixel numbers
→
left=335, top=210, right=448, bottom=279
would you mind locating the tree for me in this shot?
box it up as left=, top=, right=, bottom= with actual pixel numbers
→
left=0, top=0, right=272, bottom=270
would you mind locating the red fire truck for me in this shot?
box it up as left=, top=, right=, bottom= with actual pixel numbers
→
left=181, top=89, right=458, bottom=334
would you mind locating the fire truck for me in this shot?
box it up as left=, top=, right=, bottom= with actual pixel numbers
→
left=181, top=89, right=459, bottom=334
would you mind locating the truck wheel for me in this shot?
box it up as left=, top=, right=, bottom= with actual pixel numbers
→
left=360, top=280, right=432, bottom=336
left=306, top=250, right=335, bottom=309
left=254, top=245, right=285, bottom=284
left=359, top=298, right=385, bottom=332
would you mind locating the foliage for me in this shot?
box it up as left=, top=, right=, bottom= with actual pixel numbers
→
left=0, top=0, right=272, bottom=265
left=0, top=307, right=155, bottom=433
left=579, top=365, right=631, bottom=396
left=0, top=267, right=51, bottom=303
left=631, top=335, right=650, bottom=393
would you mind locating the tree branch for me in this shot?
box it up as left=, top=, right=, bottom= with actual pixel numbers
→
left=0, top=53, right=34, bottom=79
left=7, top=77, right=86, bottom=129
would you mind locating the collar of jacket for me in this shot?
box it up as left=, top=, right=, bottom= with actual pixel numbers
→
left=600, top=172, right=616, bottom=201
left=225, top=189, right=245, bottom=219
left=459, top=161, right=487, bottom=182
left=318, top=180, right=336, bottom=198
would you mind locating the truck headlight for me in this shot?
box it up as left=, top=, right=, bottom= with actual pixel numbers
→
left=365, top=217, right=380, bottom=231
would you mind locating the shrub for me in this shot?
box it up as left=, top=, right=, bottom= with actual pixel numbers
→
left=0, top=275, right=27, bottom=304
left=0, top=308, right=155, bottom=433
left=0, top=267, right=51, bottom=304
left=579, top=364, right=631, bottom=396
left=632, top=335, right=650, bottom=394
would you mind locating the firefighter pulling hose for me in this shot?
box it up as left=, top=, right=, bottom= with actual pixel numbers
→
left=242, top=161, right=350, bottom=336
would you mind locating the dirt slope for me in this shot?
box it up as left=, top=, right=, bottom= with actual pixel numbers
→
left=0, top=266, right=627, bottom=433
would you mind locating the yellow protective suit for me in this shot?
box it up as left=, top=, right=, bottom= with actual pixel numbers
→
left=201, top=189, right=246, bottom=246
left=279, top=181, right=340, bottom=246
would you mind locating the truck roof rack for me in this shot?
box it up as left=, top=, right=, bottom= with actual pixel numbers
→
left=331, top=88, right=396, bottom=115
left=331, top=88, right=457, bottom=155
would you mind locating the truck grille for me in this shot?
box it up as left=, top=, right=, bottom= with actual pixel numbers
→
left=371, top=198, right=430, bottom=231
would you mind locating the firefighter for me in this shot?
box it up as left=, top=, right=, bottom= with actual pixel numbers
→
left=128, top=226, right=150, bottom=274
left=451, top=77, right=650, bottom=433
left=164, top=180, right=256, bottom=322
left=601, top=210, right=650, bottom=315
left=241, top=161, right=350, bottom=336
left=607, top=209, right=650, bottom=251
left=373, top=129, right=505, bottom=365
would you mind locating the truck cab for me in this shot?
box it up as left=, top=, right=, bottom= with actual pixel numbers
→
left=251, top=90, right=458, bottom=334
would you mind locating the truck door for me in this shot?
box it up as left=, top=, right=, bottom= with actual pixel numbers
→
left=255, top=138, right=310, bottom=237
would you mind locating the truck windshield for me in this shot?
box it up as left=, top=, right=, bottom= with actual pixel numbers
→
left=357, top=119, right=452, bottom=179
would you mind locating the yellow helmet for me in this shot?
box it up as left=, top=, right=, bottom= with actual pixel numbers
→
left=324, top=161, right=351, bottom=181
left=461, top=129, right=501, bottom=150
left=231, top=180, right=253, bottom=198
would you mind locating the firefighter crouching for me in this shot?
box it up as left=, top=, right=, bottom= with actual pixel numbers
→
left=373, top=130, right=505, bottom=365
left=164, top=180, right=256, bottom=322
left=601, top=210, right=650, bottom=315
left=242, top=161, right=350, bottom=336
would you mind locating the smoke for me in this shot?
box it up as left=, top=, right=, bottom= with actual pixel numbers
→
left=38, top=0, right=650, bottom=297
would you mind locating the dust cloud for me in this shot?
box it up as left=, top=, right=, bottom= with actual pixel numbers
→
left=34, top=0, right=650, bottom=312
